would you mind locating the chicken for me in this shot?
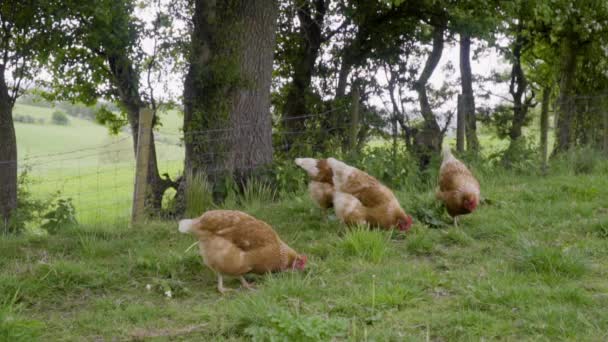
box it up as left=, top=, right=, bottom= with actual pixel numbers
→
left=178, top=210, right=307, bottom=294
left=436, top=146, right=480, bottom=226
left=326, top=158, right=413, bottom=231
left=295, top=158, right=334, bottom=215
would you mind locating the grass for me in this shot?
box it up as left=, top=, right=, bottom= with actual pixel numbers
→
left=2, top=165, right=608, bottom=340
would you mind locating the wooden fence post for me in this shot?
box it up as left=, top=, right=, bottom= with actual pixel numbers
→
left=456, top=94, right=465, bottom=153
left=131, top=108, right=154, bottom=225
left=350, top=86, right=360, bottom=153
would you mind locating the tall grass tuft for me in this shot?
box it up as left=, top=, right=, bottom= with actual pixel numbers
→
left=514, top=243, right=587, bottom=279
left=339, top=226, right=392, bottom=263
left=241, top=178, right=277, bottom=208
left=184, top=171, right=214, bottom=218
left=0, top=291, right=44, bottom=341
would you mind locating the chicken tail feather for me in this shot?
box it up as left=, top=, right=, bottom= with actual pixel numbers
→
left=295, top=158, right=319, bottom=177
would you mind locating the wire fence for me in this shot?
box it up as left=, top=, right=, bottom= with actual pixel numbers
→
left=2, top=105, right=359, bottom=227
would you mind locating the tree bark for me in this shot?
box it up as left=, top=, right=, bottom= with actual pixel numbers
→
left=507, top=32, right=528, bottom=142
left=229, top=0, right=277, bottom=181
left=0, top=66, right=17, bottom=230
left=459, top=33, right=479, bottom=152
left=456, top=94, right=465, bottom=152
left=555, top=36, right=577, bottom=153
left=540, top=86, right=551, bottom=173
left=413, top=24, right=445, bottom=167
left=184, top=0, right=278, bottom=188
left=282, top=0, right=325, bottom=151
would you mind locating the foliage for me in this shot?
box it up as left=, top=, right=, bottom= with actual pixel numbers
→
left=51, top=111, right=69, bottom=126
left=41, top=199, right=77, bottom=235
left=6, top=170, right=49, bottom=234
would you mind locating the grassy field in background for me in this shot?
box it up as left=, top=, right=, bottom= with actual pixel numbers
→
left=13, top=104, right=184, bottom=223
left=1, top=165, right=608, bottom=340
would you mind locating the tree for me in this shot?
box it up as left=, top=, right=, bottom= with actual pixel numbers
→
left=412, top=21, right=447, bottom=167
left=184, top=0, right=278, bottom=191
left=276, top=0, right=329, bottom=151
left=450, top=0, right=499, bottom=153
left=0, top=0, right=64, bottom=230
left=46, top=0, right=179, bottom=211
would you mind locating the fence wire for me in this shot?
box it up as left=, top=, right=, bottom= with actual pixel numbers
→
left=2, top=106, right=358, bottom=226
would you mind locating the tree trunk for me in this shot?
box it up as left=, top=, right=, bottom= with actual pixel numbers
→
left=107, top=53, right=171, bottom=212
left=229, top=0, right=277, bottom=182
left=0, top=67, right=17, bottom=230
left=459, top=33, right=479, bottom=152
left=282, top=0, right=325, bottom=151
left=184, top=0, right=278, bottom=189
left=555, top=36, right=577, bottom=153
left=507, top=29, right=528, bottom=142
left=540, top=86, right=551, bottom=173
left=456, top=94, right=465, bottom=152
left=413, top=24, right=445, bottom=168
left=603, top=99, right=608, bottom=155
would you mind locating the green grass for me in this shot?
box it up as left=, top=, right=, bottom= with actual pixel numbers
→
left=2, top=167, right=608, bottom=340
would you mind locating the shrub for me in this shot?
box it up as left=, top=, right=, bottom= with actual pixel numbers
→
left=13, top=115, right=39, bottom=124
left=5, top=170, right=48, bottom=234
left=51, top=110, right=69, bottom=125
left=41, top=198, right=77, bottom=234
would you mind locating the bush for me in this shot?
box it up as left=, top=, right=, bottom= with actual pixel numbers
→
left=5, top=169, right=77, bottom=235
left=41, top=198, right=77, bottom=234
left=51, top=110, right=69, bottom=126
left=13, top=115, right=39, bottom=124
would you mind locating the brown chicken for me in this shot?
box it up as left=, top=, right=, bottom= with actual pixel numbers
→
left=295, top=158, right=335, bottom=215
left=436, top=146, right=480, bottom=226
left=178, top=210, right=307, bottom=293
left=326, top=158, right=413, bottom=231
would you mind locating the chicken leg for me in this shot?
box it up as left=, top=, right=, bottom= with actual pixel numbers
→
left=217, top=274, right=234, bottom=294
left=453, top=216, right=459, bottom=227
left=240, top=276, right=256, bottom=291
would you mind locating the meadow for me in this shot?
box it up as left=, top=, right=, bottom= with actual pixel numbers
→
left=3, top=147, right=608, bottom=340
left=3, top=103, right=608, bottom=341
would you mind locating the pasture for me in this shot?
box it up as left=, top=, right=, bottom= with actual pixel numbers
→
left=2, top=120, right=608, bottom=340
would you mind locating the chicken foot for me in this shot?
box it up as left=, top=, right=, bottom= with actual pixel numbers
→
left=240, top=276, right=257, bottom=291
left=217, top=274, right=234, bottom=295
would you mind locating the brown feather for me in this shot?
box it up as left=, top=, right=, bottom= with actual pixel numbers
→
left=437, top=151, right=480, bottom=218
left=188, top=210, right=299, bottom=276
